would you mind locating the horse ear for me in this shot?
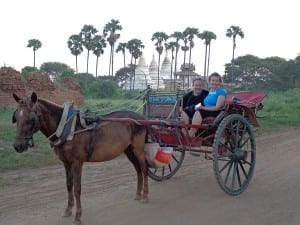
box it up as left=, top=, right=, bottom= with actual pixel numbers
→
left=31, top=92, right=37, bottom=103
left=13, top=93, right=20, bottom=103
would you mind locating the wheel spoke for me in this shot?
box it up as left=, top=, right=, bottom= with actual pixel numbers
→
left=219, top=141, right=233, bottom=153
left=242, top=159, right=253, bottom=166
left=232, top=161, right=237, bottom=190
left=161, top=166, right=165, bottom=177
left=239, top=161, right=249, bottom=179
left=224, top=161, right=233, bottom=186
left=240, top=136, right=251, bottom=148
left=236, top=162, right=242, bottom=188
left=219, top=159, right=232, bottom=174
left=234, top=121, right=241, bottom=146
left=172, top=154, right=179, bottom=163
left=238, top=125, right=248, bottom=146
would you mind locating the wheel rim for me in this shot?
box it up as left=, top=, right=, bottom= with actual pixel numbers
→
left=148, top=147, right=185, bottom=181
left=213, top=114, right=256, bottom=195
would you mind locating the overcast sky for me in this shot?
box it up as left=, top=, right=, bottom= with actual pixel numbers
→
left=1, top=0, right=299, bottom=76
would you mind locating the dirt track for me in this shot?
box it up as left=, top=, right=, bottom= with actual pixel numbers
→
left=1, top=127, right=300, bottom=225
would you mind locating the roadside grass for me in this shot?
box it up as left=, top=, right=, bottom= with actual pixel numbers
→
left=0, top=88, right=299, bottom=172
left=0, top=107, right=59, bottom=172
left=257, top=88, right=300, bottom=131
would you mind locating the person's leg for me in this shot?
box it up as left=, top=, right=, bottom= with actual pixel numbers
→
left=189, top=111, right=202, bottom=137
left=181, top=110, right=190, bottom=135
left=181, top=110, right=190, bottom=124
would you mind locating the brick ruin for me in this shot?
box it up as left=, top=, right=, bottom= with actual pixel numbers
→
left=0, top=67, right=84, bottom=108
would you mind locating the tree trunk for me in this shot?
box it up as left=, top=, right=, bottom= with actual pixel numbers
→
left=111, top=44, right=115, bottom=76
left=86, top=50, right=90, bottom=74
left=206, top=44, right=211, bottom=86
left=231, top=40, right=236, bottom=84
left=75, top=55, right=78, bottom=73
left=170, top=49, right=174, bottom=89
left=157, top=54, right=161, bottom=90
left=188, top=47, right=192, bottom=88
left=95, top=56, right=99, bottom=78
left=33, top=50, right=36, bottom=68
left=108, top=46, right=112, bottom=76
left=203, top=44, right=208, bottom=83
left=123, top=53, right=126, bottom=67
left=174, top=49, right=179, bottom=89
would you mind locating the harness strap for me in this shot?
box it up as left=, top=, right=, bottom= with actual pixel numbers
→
left=86, top=123, right=98, bottom=161
left=48, top=102, right=77, bottom=147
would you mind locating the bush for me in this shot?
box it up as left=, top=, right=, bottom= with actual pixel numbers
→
left=84, top=80, right=119, bottom=98
left=21, top=66, right=39, bottom=77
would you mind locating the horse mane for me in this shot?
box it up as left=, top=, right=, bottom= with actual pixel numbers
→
left=37, top=98, right=63, bottom=115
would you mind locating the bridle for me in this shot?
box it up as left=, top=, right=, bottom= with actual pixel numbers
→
left=14, top=101, right=42, bottom=147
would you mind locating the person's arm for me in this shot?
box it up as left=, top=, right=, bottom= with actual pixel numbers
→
left=200, top=95, right=226, bottom=111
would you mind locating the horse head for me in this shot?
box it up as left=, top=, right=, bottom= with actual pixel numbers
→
left=12, top=92, right=41, bottom=152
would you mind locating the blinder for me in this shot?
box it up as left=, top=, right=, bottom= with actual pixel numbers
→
left=12, top=109, right=17, bottom=123
left=14, top=106, right=41, bottom=148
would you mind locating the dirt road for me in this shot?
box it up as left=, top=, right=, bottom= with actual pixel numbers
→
left=1, top=127, right=300, bottom=225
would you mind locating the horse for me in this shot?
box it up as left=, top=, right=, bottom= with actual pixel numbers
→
left=12, top=92, right=149, bottom=225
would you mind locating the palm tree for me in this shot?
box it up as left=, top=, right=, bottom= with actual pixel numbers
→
left=67, top=34, right=83, bottom=73
left=151, top=32, right=168, bottom=89
left=104, top=19, right=122, bottom=76
left=198, top=31, right=216, bottom=84
left=184, top=27, right=199, bottom=87
left=116, top=42, right=127, bottom=68
left=126, top=39, right=144, bottom=90
left=170, top=31, right=184, bottom=88
left=80, top=24, right=98, bottom=74
left=226, top=25, right=244, bottom=83
left=27, top=39, right=42, bottom=68
left=92, top=35, right=107, bottom=77
left=165, top=41, right=177, bottom=88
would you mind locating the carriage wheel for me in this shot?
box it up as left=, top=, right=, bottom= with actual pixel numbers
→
left=147, top=147, right=185, bottom=181
left=212, top=114, right=256, bottom=195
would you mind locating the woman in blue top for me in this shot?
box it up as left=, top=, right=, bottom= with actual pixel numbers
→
left=189, top=72, right=227, bottom=137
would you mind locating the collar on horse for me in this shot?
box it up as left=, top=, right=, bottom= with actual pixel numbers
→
left=48, top=102, right=77, bottom=147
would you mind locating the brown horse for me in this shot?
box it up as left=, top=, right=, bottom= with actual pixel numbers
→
left=12, top=92, right=149, bottom=225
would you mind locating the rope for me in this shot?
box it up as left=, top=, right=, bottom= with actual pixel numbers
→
left=166, top=100, right=178, bottom=120
left=135, top=100, right=147, bottom=113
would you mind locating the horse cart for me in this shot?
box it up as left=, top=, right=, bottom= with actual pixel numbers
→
left=12, top=90, right=265, bottom=225
left=142, top=89, right=266, bottom=196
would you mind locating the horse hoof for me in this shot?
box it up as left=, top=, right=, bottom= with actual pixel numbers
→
left=134, top=194, right=142, bottom=200
left=62, top=209, right=72, bottom=217
left=72, top=220, right=81, bottom=225
left=141, top=196, right=149, bottom=203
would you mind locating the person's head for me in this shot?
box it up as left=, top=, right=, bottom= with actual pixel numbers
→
left=192, top=77, right=204, bottom=95
left=208, top=72, right=222, bottom=89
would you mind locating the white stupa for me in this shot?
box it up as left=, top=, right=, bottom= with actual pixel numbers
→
left=134, top=54, right=153, bottom=89
left=149, top=54, right=165, bottom=89
left=123, top=54, right=153, bottom=90
left=160, top=52, right=172, bottom=80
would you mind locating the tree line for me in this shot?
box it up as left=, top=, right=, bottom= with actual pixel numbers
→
left=26, top=20, right=244, bottom=84
left=25, top=19, right=299, bottom=91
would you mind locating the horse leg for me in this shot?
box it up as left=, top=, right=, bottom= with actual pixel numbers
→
left=134, top=150, right=149, bottom=202
left=71, top=161, right=83, bottom=225
left=124, top=147, right=143, bottom=200
left=62, top=162, right=74, bottom=217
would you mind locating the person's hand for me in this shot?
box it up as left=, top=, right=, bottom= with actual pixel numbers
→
left=195, top=102, right=201, bottom=110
